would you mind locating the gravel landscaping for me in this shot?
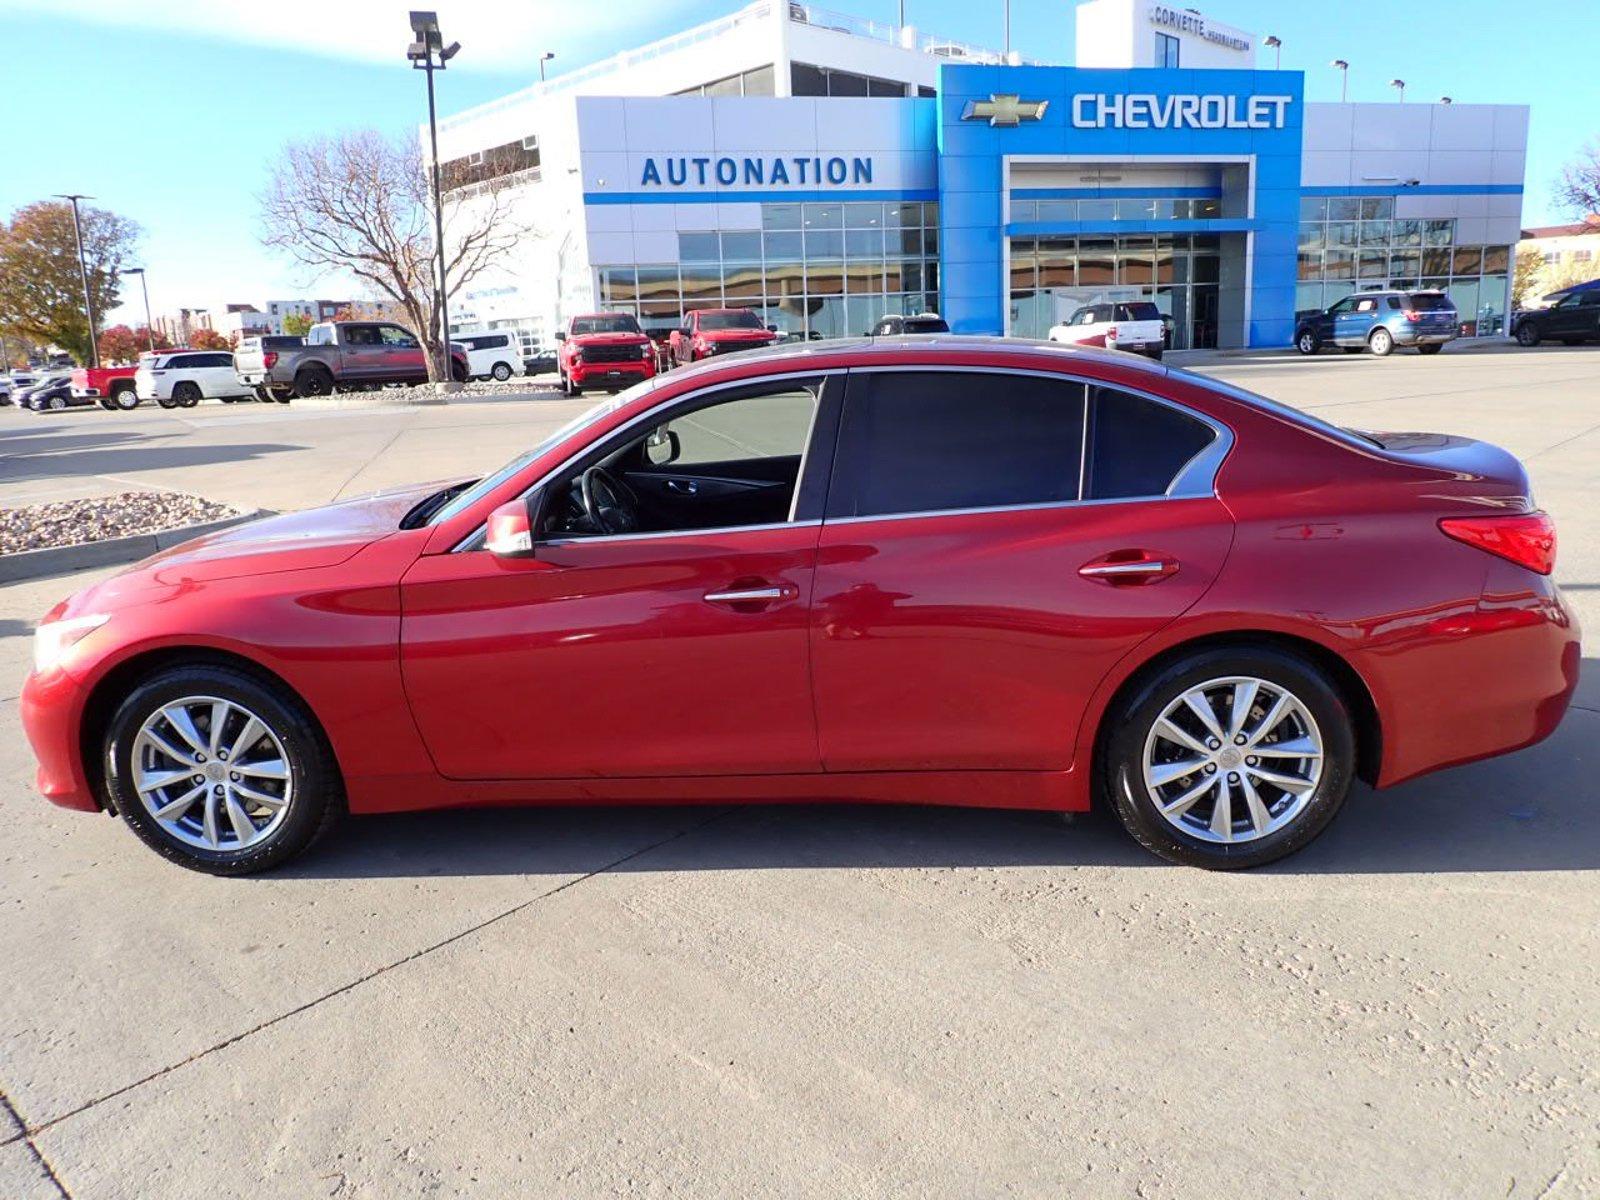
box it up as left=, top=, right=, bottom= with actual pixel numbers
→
left=0, top=491, right=243, bottom=555
left=317, top=376, right=562, bottom=406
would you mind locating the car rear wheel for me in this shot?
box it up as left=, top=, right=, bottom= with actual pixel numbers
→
left=294, top=367, right=334, bottom=398
left=1368, top=327, right=1394, bottom=356
left=48, top=394, right=67, bottom=411
left=97, top=395, right=118, bottom=411
left=173, top=382, right=202, bottom=408
left=1295, top=329, right=1319, bottom=355
left=491, top=362, right=512, bottom=381
left=104, top=664, right=343, bottom=875
left=1417, top=343, right=1443, bottom=355
left=111, top=382, right=140, bottom=411
left=1515, top=323, right=1540, bottom=347
left=1103, top=647, right=1356, bottom=870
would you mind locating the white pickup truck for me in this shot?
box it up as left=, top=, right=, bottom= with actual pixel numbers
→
left=1048, top=301, right=1166, bottom=360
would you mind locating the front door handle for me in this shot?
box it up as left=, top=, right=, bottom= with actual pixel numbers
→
left=1079, top=554, right=1179, bottom=585
left=703, top=581, right=798, bottom=608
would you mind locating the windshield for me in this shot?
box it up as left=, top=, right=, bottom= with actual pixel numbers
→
left=426, top=385, right=649, bottom=526
left=699, top=310, right=764, bottom=331
left=570, top=315, right=641, bottom=336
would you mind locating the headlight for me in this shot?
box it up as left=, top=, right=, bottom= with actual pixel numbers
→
left=34, top=613, right=110, bottom=674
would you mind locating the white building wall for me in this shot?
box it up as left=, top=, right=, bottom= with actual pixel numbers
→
left=1075, top=0, right=1256, bottom=69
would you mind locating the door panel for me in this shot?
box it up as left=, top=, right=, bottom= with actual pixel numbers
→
left=400, top=524, right=822, bottom=779
left=621, top=453, right=801, bottom=530
left=810, top=499, right=1234, bottom=772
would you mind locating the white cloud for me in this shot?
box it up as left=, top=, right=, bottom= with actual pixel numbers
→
left=5, top=0, right=692, bottom=72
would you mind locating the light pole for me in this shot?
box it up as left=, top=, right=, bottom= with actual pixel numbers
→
left=1330, top=59, right=1349, bottom=103
left=54, top=193, right=100, bottom=369
left=1003, top=0, right=1010, bottom=60
left=121, top=266, right=155, bottom=353
left=407, top=12, right=460, bottom=385
left=1389, top=78, right=1406, bottom=103
left=539, top=51, right=555, bottom=82
left=1264, top=35, right=1281, bottom=70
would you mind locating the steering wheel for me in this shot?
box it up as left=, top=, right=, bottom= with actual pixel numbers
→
left=579, top=465, right=639, bottom=535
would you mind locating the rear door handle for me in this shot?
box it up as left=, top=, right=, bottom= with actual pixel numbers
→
left=1078, top=555, right=1179, bottom=585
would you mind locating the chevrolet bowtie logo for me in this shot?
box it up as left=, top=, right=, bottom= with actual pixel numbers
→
left=961, top=94, right=1049, bottom=126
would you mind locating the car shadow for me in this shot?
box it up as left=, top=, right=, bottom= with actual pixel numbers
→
left=282, top=678, right=1599, bottom=880
left=1, top=442, right=304, bottom=484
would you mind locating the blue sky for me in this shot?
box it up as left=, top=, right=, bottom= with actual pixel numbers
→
left=4, top=0, right=1591, bottom=325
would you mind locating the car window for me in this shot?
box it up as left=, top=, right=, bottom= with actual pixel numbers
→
left=1385, top=296, right=1402, bottom=310
left=1084, top=387, right=1217, bottom=500
left=1328, top=298, right=1356, bottom=315
left=657, top=386, right=818, bottom=467
left=1355, top=298, right=1378, bottom=313
left=1407, top=293, right=1456, bottom=311
left=1580, top=293, right=1600, bottom=308
left=1117, top=303, right=1161, bottom=321
left=379, top=325, right=419, bottom=347
left=903, top=317, right=949, bottom=333
left=827, top=371, right=1086, bottom=519
left=571, top=315, right=643, bottom=335
left=698, top=310, right=764, bottom=331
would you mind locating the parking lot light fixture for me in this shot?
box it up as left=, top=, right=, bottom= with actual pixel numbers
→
left=407, top=11, right=460, bottom=386
left=539, top=51, right=555, bottom=82
left=1264, top=35, right=1281, bottom=70
left=121, top=267, right=155, bottom=353
left=53, top=193, right=100, bottom=369
left=1390, top=78, right=1406, bottom=103
left=1330, top=59, right=1349, bottom=103
left=1439, top=96, right=1453, bottom=105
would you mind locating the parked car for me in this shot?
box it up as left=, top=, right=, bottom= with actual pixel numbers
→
left=20, top=373, right=79, bottom=411
left=231, top=335, right=304, bottom=402
left=453, top=332, right=522, bottom=381
left=1295, top=290, right=1457, bottom=356
left=1511, top=287, right=1600, bottom=347
left=868, top=312, right=950, bottom=336
left=556, top=312, right=657, bottom=396
left=1048, top=301, right=1165, bottom=359
left=234, top=321, right=465, bottom=399
left=21, top=338, right=1577, bottom=876
left=70, top=364, right=141, bottom=410
left=668, top=308, right=780, bottom=367
left=135, top=350, right=252, bottom=409
left=522, top=348, right=558, bottom=376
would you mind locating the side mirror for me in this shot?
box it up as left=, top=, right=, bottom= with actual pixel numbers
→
left=554, top=331, right=566, bottom=342
left=766, top=324, right=778, bottom=333
left=645, top=427, right=681, bottom=467
left=486, top=489, right=544, bottom=558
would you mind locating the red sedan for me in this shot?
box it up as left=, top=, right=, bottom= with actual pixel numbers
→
left=21, top=339, right=1579, bottom=874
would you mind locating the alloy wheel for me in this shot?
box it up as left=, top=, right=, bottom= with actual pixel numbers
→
left=1141, top=675, right=1323, bottom=845
left=131, top=695, right=294, bottom=851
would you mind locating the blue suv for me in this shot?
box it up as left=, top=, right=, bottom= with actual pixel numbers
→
left=1294, top=290, right=1458, bottom=357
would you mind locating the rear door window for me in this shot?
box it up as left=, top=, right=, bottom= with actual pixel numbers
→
left=1083, top=387, right=1217, bottom=500
left=827, top=371, right=1086, bottom=519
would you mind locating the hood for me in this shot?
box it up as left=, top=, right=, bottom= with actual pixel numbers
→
left=702, top=328, right=776, bottom=343
left=73, top=481, right=452, bottom=613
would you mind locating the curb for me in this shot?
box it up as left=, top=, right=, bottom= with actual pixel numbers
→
left=0, top=510, right=270, bottom=585
left=288, top=394, right=449, bottom=410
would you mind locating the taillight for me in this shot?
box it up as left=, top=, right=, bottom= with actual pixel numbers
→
left=262, top=351, right=278, bottom=368
left=1403, top=310, right=1422, bottom=323
left=1106, top=325, right=1119, bottom=340
left=1439, top=512, right=1556, bottom=575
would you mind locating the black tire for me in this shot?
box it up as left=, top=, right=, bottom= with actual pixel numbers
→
left=98, top=395, right=118, bottom=411
left=561, top=371, right=581, bottom=397
left=491, top=361, right=513, bottom=381
left=173, top=381, right=202, bottom=408
left=1295, top=328, right=1319, bottom=355
left=48, top=394, right=67, bottom=411
left=111, top=382, right=140, bottom=411
left=1416, top=343, right=1443, bottom=355
left=1368, top=327, right=1394, bottom=357
left=155, top=393, right=181, bottom=409
left=1515, top=322, right=1540, bottom=347
left=451, top=360, right=467, bottom=383
left=104, top=663, right=343, bottom=876
left=294, top=367, right=334, bottom=398
left=1102, top=646, right=1356, bottom=870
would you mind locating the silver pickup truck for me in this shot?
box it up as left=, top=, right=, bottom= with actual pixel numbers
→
left=234, top=321, right=466, bottom=400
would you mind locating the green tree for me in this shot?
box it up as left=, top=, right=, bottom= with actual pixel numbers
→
left=281, top=312, right=313, bottom=336
left=0, top=200, right=141, bottom=364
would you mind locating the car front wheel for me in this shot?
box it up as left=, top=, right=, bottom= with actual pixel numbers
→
left=1103, top=647, right=1356, bottom=870
left=491, top=362, right=512, bottom=381
left=1295, top=329, right=1319, bottom=355
left=104, top=664, right=343, bottom=875
left=1515, top=323, right=1540, bottom=347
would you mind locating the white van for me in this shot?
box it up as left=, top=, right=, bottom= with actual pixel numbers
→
left=453, top=333, right=522, bottom=381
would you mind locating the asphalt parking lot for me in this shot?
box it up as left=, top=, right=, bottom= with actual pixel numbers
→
left=2, top=344, right=1597, bottom=1198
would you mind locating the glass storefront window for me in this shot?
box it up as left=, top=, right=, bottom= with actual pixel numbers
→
left=1297, top=251, right=1322, bottom=281
left=1118, top=198, right=1160, bottom=220
left=1296, top=283, right=1323, bottom=314
left=1452, top=245, right=1483, bottom=275
left=845, top=227, right=884, bottom=258
left=1194, top=198, right=1222, bottom=218
left=763, top=204, right=802, bottom=231
left=802, top=203, right=843, bottom=229
left=1011, top=200, right=1037, bottom=222
left=1300, top=197, right=1327, bottom=221
left=721, top=263, right=763, bottom=299
left=1036, top=199, right=1076, bottom=222
left=679, top=263, right=721, bottom=302
left=1388, top=249, right=1420, bottom=278
left=805, top=260, right=844, bottom=296
left=1479, top=275, right=1508, bottom=335
left=1078, top=199, right=1116, bottom=221
left=843, top=262, right=883, bottom=295
left=1449, top=278, right=1480, bottom=332
left=1360, top=197, right=1394, bottom=220
left=1422, top=247, right=1453, bottom=276
left=1323, top=248, right=1355, bottom=280
left=1424, top=219, right=1455, bottom=246
left=843, top=202, right=884, bottom=228
left=1482, top=245, right=1510, bottom=274
left=679, top=232, right=719, bottom=262
left=1391, top=219, right=1422, bottom=247
left=1329, top=198, right=1362, bottom=221
left=720, top=231, right=761, bottom=261
left=1358, top=250, right=1387, bottom=280
left=891, top=228, right=923, bottom=256
left=1360, top=220, right=1392, bottom=246
left=763, top=230, right=802, bottom=260
left=804, top=228, right=843, bottom=258
left=884, top=202, right=922, bottom=227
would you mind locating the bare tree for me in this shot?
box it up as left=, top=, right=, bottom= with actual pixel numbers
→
left=259, top=129, right=529, bottom=381
left=1556, top=138, right=1600, bottom=227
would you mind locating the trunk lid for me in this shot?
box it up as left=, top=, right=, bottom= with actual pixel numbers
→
left=1363, top=430, right=1534, bottom=509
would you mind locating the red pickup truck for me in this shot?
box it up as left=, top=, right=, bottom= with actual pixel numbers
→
left=556, top=312, right=657, bottom=396
left=668, top=308, right=779, bottom=367
left=71, top=364, right=140, bottom=410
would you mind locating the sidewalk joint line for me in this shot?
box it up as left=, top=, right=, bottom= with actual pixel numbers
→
left=0, top=1089, right=71, bottom=1198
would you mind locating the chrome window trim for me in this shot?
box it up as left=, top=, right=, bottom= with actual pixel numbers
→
left=834, top=363, right=1234, bottom=517
left=451, top=367, right=841, bottom=552
left=539, top=519, right=821, bottom=549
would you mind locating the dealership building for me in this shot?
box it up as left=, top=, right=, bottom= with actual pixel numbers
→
left=435, top=0, right=1527, bottom=351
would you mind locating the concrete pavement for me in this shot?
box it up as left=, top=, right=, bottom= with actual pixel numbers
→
left=2, top=345, right=1597, bottom=1198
